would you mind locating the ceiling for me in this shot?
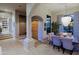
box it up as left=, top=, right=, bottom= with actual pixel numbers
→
left=0, top=3, right=26, bottom=13
left=34, top=3, right=79, bottom=15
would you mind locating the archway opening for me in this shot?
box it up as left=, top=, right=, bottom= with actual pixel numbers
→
left=31, top=16, right=43, bottom=41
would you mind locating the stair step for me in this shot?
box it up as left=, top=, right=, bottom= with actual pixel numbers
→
left=0, top=34, right=12, bottom=40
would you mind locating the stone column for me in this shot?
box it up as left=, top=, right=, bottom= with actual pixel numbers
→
left=12, top=11, right=16, bottom=37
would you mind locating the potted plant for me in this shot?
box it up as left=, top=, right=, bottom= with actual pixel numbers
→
left=52, top=22, right=59, bottom=35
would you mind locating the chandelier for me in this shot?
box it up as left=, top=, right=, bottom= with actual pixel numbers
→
left=61, top=16, right=71, bottom=26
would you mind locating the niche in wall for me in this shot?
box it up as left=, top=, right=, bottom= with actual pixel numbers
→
left=0, top=18, right=9, bottom=34
left=0, top=12, right=12, bottom=35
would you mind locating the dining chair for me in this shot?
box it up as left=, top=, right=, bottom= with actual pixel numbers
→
left=61, top=37, right=79, bottom=55
left=61, top=38, right=74, bottom=54
left=52, top=36, right=61, bottom=51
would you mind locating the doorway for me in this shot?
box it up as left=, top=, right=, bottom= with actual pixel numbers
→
left=19, top=15, right=26, bottom=37
left=32, top=16, right=43, bottom=41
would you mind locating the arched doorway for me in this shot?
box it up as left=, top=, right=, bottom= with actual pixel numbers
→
left=31, top=16, right=43, bottom=41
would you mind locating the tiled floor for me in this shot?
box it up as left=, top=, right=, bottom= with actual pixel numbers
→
left=0, top=38, right=78, bottom=55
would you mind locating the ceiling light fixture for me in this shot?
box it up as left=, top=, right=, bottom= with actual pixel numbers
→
left=61, top=16, right=71, bottom=26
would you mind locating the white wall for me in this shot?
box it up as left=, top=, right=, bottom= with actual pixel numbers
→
left=38, top=21, right=43, bottom=41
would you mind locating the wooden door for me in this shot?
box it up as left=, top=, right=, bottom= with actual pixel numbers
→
left=32, top=20, right=38, bottom=40
left=19, top=15, right=26, bottom=35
